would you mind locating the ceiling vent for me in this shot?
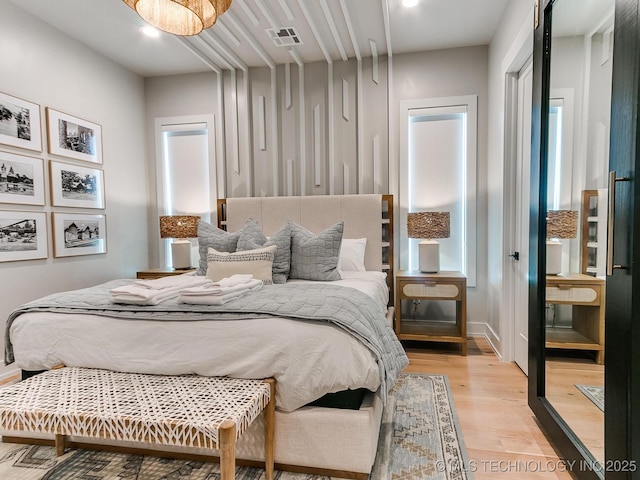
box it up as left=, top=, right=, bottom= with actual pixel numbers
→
left=266, top=27, right=303, bottom=47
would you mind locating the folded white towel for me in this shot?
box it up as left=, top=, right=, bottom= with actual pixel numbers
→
left=110, top=287, right=180, bottom=305
left=111, top=276, right=211, bottom=305
left=133, top=273, right=208, bottom=290
left=212, top=274, right=254, bottom=288
left=180, top=280, right=263, bottom=305
left=179, top=278, right=262, bottom=297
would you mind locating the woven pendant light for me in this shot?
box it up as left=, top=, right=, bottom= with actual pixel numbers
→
left=123, top=0, right=232, bottom=36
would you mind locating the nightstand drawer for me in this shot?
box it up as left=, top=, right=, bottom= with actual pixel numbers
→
left=546, top=285, right=600, bottom=305
left=401, top=282, right=460, bottom=300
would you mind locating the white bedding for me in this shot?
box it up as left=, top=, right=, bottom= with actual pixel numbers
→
left=9, top=271, right=389, bottom=413
left=288, top=270, right=389, bottom=314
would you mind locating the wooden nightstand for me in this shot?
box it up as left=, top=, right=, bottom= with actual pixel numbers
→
left=545, top=273, right=605, bottom=364
left=395, top=270, right=467, bottom=355
left=136, top=268, right=197, bottom=280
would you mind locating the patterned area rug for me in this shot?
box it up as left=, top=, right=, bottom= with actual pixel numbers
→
left=576, top=384, right=604, bottom=412
left=0, top=373, right=472, bottom=479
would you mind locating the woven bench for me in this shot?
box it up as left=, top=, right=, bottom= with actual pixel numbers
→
left=0, top=367, right=275, bottom=480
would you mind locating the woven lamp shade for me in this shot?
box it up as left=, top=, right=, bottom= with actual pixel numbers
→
left=159, top=215, right=199, bottom=239
left=546, top=210, right=578, bottom=239
left=123, top=0, right=232, bottom=36
left=407, top=212, right=451, bottom=239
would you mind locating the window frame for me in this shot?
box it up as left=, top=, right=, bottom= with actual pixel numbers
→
left=399, top=95, right=478, bottom=287
left=154, top=114, right=217, bottom=267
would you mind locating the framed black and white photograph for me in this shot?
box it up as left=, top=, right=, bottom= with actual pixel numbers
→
left=50, top=160, right=105, bottom=209
left=46, top=108, right=102, bottom=164
left=0, top=151, right=45, bottom=206
left=0, top=210, right=47, bottom=263
left=52, top=212, right=106, bottom=258
left=0, top=92, right=42, bottom=152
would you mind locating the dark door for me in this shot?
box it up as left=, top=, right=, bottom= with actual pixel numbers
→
left=605, top=0, right=640, bottom=477
left=529, top=0, right=640, bottom=478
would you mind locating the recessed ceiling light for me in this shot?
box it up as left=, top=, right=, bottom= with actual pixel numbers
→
left=402, top=0, right=419, bottom=7
left=141, top=26, right=160, bottom=38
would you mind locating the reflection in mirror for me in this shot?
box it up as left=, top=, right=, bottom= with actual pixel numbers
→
left=544, top=0, right=614, bottom=469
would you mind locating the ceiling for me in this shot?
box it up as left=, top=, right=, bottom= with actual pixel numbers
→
left=553, top=0, right=614, bottom=37
left=10, top=0, right=511, bottom=78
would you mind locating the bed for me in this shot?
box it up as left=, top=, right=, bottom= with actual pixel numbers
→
left=3, top=194, right=406, bottom=479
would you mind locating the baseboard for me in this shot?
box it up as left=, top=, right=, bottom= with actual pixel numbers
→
left=465, top=320, right=487, bottom=337
left=466, top=322, right=504, bottom=361
left=0, top=368, right=20, bottom=385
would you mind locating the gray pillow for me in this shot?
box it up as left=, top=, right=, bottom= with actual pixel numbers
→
left=196, top=219, right=253, bottom=275
left=289, top=221, right=344, bottom=281
left=237, top=222, right=291, bottom=284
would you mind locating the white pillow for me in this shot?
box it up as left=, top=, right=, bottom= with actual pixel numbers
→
left=338, top=238, right=367, bottom=273
left=206, top=245, right=276, bottom=284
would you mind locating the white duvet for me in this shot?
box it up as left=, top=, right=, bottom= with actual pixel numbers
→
left=9, top=271, right=390, bottom=412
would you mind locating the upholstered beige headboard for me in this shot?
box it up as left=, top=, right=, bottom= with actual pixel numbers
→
left=217, top=194, right=394, bottom=303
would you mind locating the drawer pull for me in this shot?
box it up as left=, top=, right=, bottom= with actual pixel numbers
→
left=607, top=171, right=630, bottom=275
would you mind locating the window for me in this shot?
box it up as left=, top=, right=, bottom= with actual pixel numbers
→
left=155, top=116, right=217, bottom=266
left=399, top=96, right=477, bottom=286
left=547, top=90, right=575, bottom=211
left=161, top=124, right=209, bottom=215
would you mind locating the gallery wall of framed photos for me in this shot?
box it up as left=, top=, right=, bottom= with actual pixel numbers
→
left=0, top=90, right=107, bottom=263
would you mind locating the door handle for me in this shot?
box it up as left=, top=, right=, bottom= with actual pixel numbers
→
left=607, top=171, right=631, bottom=275
left=508, top=252, right=520, bottom=261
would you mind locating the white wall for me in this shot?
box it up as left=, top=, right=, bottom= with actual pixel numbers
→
left=0, top=1, right=148, bottom=378
left=391, top=46, right=489, bottom=333
left=584, top=33, right=613, bottom=191
left=144, top=72, right=219, bottom=267
left=486, top=0, right=534, bottom=359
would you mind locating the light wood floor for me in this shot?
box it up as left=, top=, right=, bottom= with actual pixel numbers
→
left=546, top=352, right=604, bottom=464
left=404, top=337, right=575, bottom=479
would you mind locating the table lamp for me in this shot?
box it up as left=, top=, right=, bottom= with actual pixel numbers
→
left=407, top=211, right=450, bottom=273
left=546, top=209, right=578, bottom=275
left=159, top=215, right=199, bottom=270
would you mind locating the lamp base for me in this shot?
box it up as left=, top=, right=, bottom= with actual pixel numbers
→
left=546, top=240, right=562, bottom=275
left=170, top=240, right=192, bottom=270
left=418, top=240, right=440, bottom=273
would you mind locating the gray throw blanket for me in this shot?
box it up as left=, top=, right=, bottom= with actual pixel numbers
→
left=5, top=280, right=408, bottom=401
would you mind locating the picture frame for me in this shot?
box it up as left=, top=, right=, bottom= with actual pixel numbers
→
left=46, top=108, right=102, bottom=164
left=50, top=160, right=105, bottom=209
left=0, top=92, right=42, bottom=152
left=52, top=212, right=106, bottom=258
left=0, top=151, right=45, bottom=206
left=0, top=210, right=48, bottom=263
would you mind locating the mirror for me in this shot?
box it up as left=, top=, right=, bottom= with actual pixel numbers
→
left=543, top=0, right=614, bottom=469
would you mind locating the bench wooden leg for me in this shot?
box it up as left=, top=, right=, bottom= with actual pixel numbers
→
left=263, top=378, right=276, bottom=480
left=219, top=419, right=236, bottom=480
left=55, top=434, right=66, bottom=456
